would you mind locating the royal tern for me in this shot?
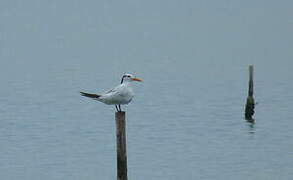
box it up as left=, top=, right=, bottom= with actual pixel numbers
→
left=80, top=73, right=142, bottom=112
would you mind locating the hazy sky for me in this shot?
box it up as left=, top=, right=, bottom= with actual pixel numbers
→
left=0, top=0, right=292, bottom=79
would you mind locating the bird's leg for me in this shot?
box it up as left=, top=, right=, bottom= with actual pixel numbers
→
left=118, top=104, right=122, bottom=112
left=115, top=105, right=119, bottom=112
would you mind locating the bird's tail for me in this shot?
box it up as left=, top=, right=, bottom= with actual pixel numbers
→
left=80, top=92, right=101, bottom=99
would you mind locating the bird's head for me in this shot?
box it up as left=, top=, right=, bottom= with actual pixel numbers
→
left=121, top=73, right=142, bottom=84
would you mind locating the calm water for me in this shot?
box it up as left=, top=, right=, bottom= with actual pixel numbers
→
left=0, top=60, right=292, bottom=180
left=1, top=1, right=293, bottom=179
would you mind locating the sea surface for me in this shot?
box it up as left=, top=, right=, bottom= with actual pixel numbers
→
left=0, top=59, right=292, bottom=180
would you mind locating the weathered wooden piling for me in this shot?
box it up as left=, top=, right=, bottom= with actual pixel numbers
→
left=245, top=65, right=255, bottom=121
left=115, top=111, right=128, bottom=180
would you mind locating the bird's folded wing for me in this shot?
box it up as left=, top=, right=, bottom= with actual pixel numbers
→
left=105, top=88, right=115, bottom=93
left=105, top=85, right=122, bottom=94
left=80, top=92, right=101, bottom=98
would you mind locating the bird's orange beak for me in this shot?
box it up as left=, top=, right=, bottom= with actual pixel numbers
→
left=131, top=78, right=142, bottom=82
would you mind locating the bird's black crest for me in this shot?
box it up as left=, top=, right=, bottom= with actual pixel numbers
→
left=121, top=75, right=127, bottom=84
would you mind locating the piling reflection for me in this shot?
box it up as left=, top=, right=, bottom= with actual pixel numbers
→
left=246, top=119, right=255, bottom=134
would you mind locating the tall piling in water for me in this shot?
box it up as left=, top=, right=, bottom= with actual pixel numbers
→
left=115, top=111, right=128, bottom=180
left=245, top=65, right=255, bottom=121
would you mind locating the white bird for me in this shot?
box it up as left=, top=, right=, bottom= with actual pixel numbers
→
left=80, top=73, right=142, bottom=112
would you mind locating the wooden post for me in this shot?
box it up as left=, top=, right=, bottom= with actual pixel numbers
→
left=115, top=111, right=128, bottom=180
left=248, top=65, right=254, bottom=97
left=245, top=65, right=255, bottom=121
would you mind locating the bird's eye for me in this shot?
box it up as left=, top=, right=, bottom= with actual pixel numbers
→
left=127, top=75, right=131, bottom=78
